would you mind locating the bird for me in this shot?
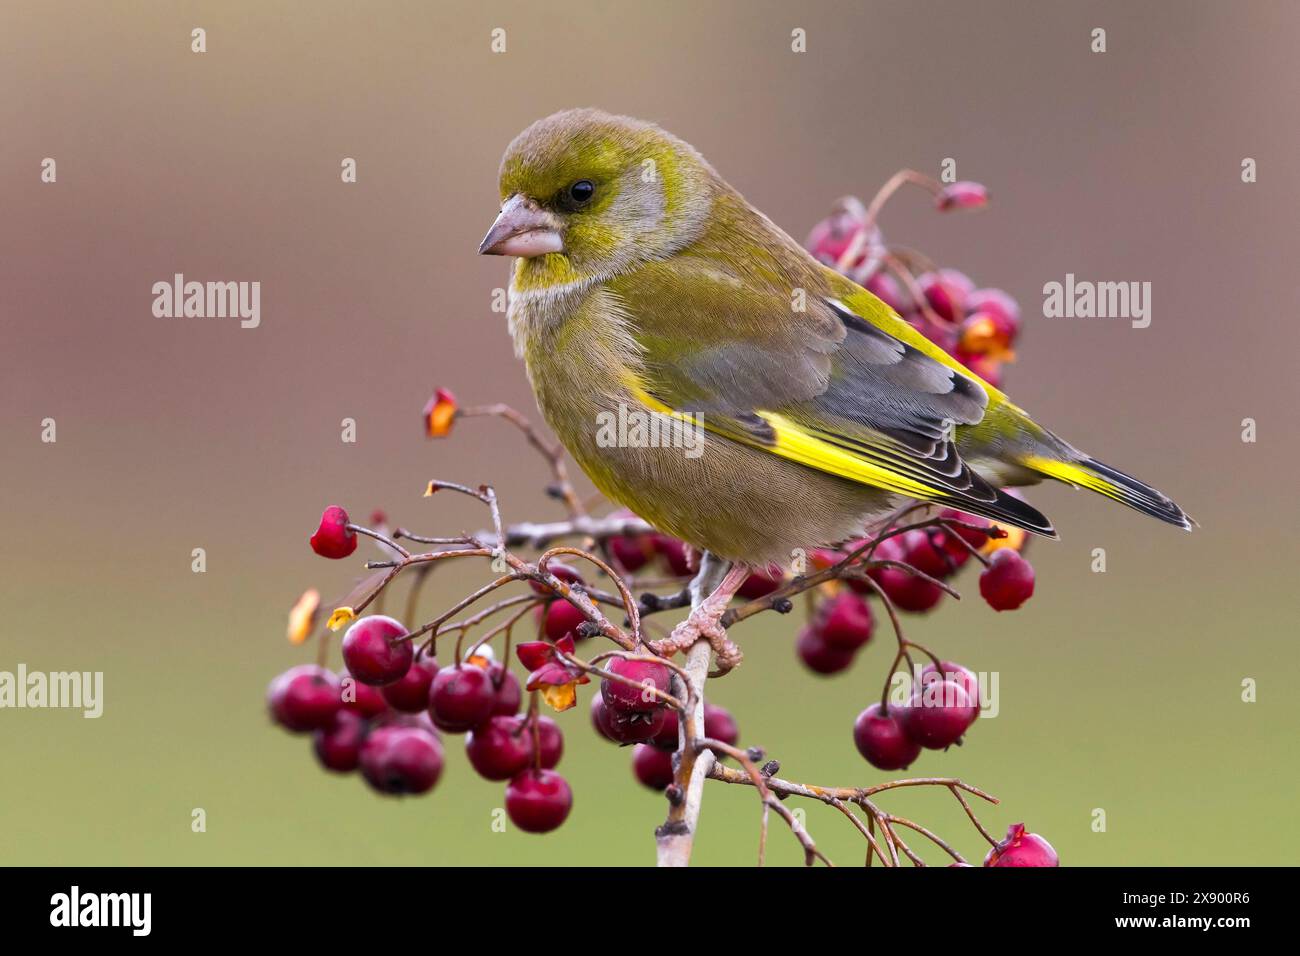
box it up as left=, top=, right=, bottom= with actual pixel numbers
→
left=478, top=108, right=1192, bottom=663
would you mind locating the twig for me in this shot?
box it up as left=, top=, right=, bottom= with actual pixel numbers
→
left=654, top=556, right=726, bottom=867
left=697, top=738, right=831, bottom=866
left=706, top=763, right=997, bottom=867
left=458, top=403, right=587, bottom=518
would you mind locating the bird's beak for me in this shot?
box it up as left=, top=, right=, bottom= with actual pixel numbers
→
left=478, top=195, right=564, bottom=257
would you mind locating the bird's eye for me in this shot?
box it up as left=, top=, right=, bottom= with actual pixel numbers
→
left=567, top=180, right=595, bottom=204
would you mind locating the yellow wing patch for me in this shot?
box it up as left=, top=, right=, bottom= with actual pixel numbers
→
left=1021, top=456, right=1122, bottom=500
left=760, top=412, right=945, bottom=498
left=624, top=378, right=942, bottom=500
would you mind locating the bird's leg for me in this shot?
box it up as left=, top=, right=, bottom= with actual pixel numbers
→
left=649, top=558, right=750, bottom=672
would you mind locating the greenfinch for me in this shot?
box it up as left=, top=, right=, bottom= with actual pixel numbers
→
left=478, top=109, right=1191, bottom=648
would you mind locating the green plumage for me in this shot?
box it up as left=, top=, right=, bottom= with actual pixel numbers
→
left=487, top=109, right=1192, bottom=565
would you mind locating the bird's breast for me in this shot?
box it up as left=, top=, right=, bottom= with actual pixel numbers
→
left=509, top=280, right=643, bottom=456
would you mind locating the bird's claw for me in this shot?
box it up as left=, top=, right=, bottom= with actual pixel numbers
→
left=650, top=604, right=744, bottom=673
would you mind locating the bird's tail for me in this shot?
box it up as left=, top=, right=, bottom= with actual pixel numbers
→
left=1021, top=454, right=1195, bottom=530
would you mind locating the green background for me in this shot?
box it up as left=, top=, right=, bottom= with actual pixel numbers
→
left=3, top=0, right=1296, bottom=865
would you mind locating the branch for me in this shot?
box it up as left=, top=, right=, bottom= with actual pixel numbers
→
left=698, top=739, right=831, bottom=866
left=654, top=555, right=729, bottom=866
left=706, top=762, right=998, bottom=867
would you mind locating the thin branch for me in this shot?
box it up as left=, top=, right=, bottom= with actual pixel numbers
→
left=458, top=403, right=587, bottom=518
left=698, top=738, right=831, bottom=866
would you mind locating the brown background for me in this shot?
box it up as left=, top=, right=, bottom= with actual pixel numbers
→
left=2, top=1, right=1296, bottom=865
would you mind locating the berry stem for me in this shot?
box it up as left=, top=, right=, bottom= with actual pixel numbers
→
left=882, top=252, right=953, bottom=329
left=463, top=600, right=537, bottom=661
left=835, top=169, right=943, bottom=270
left=527, top=692, right=542, bottom=771
left=457, top=403, right=587, bottom=519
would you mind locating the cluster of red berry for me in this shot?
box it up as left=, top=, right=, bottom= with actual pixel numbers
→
left=791, top=513, right=1033, bottom=773
left=591, top=676, right=739, bottom=791
left=797, top=512, right=1034, bottom=676
left=268, top=610, right=575, bottom=832
left=281, top=492, right=1040, bottom=852
left=266, top=177, right=1064, bottom=864
left=531, top=559, right=742, bottom=792
left=274, top=528, right=741, bottom=834
left=805, top=192, right=1047, bottom=805
left=806, top=184, right=1020, bottom=389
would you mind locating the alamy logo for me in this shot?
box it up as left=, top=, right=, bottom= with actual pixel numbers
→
left=152, top=273, right=261, bottom=328
left=0, top=664, right=103, bottom=717
left=595, top=403, right=704, bottom=459
left=1042, top=273, right=1151, bottom=328
left=50, top=886, right=151, bottom=936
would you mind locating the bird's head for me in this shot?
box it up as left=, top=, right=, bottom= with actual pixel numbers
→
left=479, top=109, right=715, bottom=286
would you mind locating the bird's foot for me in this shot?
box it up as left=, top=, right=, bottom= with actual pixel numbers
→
left=650, top=596, right=744, bottom=673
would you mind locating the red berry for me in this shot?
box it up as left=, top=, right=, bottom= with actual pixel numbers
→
left=864, top=270, right=908, bottom=313
left=899, top=680, right=978, bottom=749
left=736, top=569, right=783, bottom=600
left=535, top=600, right=587, bottom=642
left=428, top=664, right=496, bottom=732
left=703, top=703, right=739, bottom=746
left=393, top=710, right=444, bottom=742
left=909, top=314, right=959, bottom=352
left=632, top=743, right=675, bottom=790
left=476, top=713, right=560, bottom=770
left=608, top=534, right=653, bottom=572
left=920, top=661, right=981, bottom=715
left=965, top=287, right=1020, bottom=325
left=487, top=662, right=522, bottom=716
left=796, top=626, right=856, bottom=675
left=650, top=707, right=680, bottom=750
left=984, top=823, right=1059, bottom=867
left=590, top=693, right=610, bottom=737
left=864, top=533, right=902, bottom=562
left=853, top=702, right=922, bottom=771
left=601, top=657, right=671, bottom=714
left=313, top=710, right=366, bottom=772
left=868, top=538, right=944, bottom=612
left=898, top=529, right=959, bottom=579
left=591, top=694, right=666, bottom=744
left=466, top=715, right=534, bottom=780
left=873, top=567, right=944, bottom=612
left=959, top=309, right=1020, bottom=359
left=341, top=678, right=389, bottom=718
left=533, top=715, right=564, bottom=768
left=810, top=546, right=850, bottom=571
left=653, top=536, right=693, bottom=576
left=918, top=269, right=974, bottom=322
left=935, top=181, right=989, bottom=212
left=957, top=350, right=1004, bottom=388
left=380, top=652, right=438, bottom=713
left=268, top=665, right=341, bottom=732
left=854, top=533, right=902, bottom=591
left=341, top=615, right=413, bottom=686
left=529, top=562, right=585, bottom=597
left=359, top=725, right=444, bottom=796
left=805, top=206, right=877, bottom=267
left=979, top=549, right=1035, bottom=611
left=937, top=509, right=991, bottom=555
left=816, top=592, right=874, bottom=650
left=505, top=769, right=572, bottom=833
left=309, top=505, right=357, bottom=559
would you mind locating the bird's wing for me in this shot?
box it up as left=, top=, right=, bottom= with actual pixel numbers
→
left=612, top=259, right=1056, bottom=537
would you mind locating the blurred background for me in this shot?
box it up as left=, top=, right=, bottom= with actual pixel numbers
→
left=2, top=0, right=1297, bottom=866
